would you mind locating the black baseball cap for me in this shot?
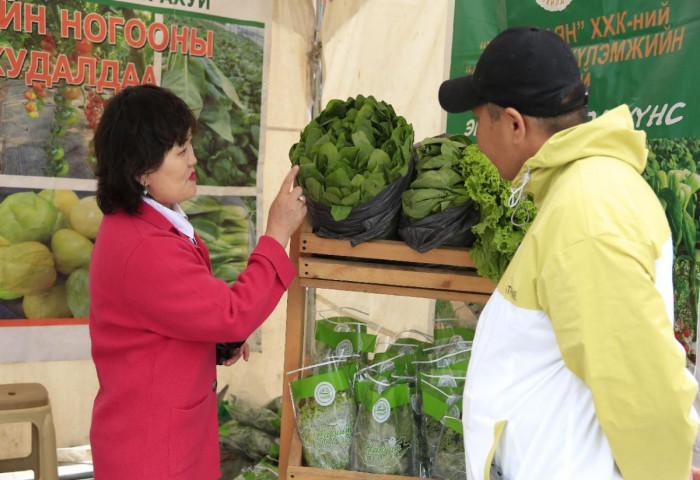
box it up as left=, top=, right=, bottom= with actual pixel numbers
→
left=439, top=26, right=588, bottom=117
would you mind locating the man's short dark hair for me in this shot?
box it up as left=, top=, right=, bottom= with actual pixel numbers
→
left=94, top=84, right=196, bottom=215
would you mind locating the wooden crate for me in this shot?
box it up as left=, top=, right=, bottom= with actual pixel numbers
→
left=280, top=220, right=495, bottom=479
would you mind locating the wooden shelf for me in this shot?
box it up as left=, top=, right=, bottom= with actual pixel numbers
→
left=280, top=220, right=495, bottom=480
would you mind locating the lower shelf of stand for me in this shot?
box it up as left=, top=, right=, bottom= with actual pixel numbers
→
left=287, top=425, right=429, bottom=480
left=287, top=465, right=426, bottom=480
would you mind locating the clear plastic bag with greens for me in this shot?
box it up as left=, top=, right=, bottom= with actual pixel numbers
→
left=433, top=317, right=477, bottom=347
left=420, top=381, right=464, bottom=478
left=312, top=309, right=381, bottom=367
left=222, top=396, right=281, bottom=436
left=368, top=351, right=415, bottom=378
left=419, top=362, right=469, bottom=391
left=433, top=416, right=467, bottom=480
left=233, top=457, right=279, bottom=480
left=413, top=348, right=469, bottom=477
left=288, top=360, right=357, bottom=470
left=218, top=419, right=280, bottom=462
left=376, top=329, right=433, bottom=357
left=421, top=341, right=472, bottom=365
left=351, top=376, right=416, bottom=476
left=391, top=370, right=427, bottom=478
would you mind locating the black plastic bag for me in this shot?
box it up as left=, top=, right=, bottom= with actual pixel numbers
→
left=398, top=200, right=479, bottom=253
left=303, top=152, right=416, bottom=246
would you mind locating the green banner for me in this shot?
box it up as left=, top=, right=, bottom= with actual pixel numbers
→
left=447, top=0, right=699, bottom=139
left=447, top=0, right=700, bottom=361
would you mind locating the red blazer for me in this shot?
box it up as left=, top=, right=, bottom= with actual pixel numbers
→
left=89, top=202, right=296, bottom=479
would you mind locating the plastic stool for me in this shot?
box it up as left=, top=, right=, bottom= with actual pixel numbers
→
left=0, top=383, right=58, bottom=480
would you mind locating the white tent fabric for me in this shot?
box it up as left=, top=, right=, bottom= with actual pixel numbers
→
left=322, top=0, right=451, bottom=140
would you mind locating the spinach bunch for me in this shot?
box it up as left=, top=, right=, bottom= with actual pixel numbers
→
left=289, top=95, right=414, bottom=221
left=402, top=135, right=472, bottom=222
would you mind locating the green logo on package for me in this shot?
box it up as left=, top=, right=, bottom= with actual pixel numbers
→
left=314, top=381, right=336, bottom=406
left=372, top=398, right=391, bottom=423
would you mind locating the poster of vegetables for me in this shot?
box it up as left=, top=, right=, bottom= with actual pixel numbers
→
left=0, top=0, right=265, bottom=323
left=447, top=0, right=699, bottom=361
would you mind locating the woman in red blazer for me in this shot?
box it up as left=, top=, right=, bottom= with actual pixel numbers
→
left=89, top=84, right=306, bottom=479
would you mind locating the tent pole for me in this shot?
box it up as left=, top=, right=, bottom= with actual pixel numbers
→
left=310, top=0, right=324, bottom=118
left=302, top=0, right=325, bottom=361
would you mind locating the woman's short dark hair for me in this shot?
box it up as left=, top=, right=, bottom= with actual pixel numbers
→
left=94, top=84, right=196, bottom=215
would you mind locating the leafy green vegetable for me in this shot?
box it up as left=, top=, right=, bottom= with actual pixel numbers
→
left=181, top=196, right=250, bottom=285
left=433, top=417, right=467, bottom=480
left=643, top=138, right=699, bottom=359
left=233, top=457, right=279, bottom=480
left=313, top=316, right=377, bottom=365
left=290, top=368, right=357, bottom=470
left=433, top=322, right=475, bottom=347
left=351, top=381, right=415, bottom=475
left=402, top=136, right=473, bottom=222
left=420, top=382, right=463, bottom=478
left=289, top=95, right=414, bottom=221
left=223, top=397, right=281, bottom=437
left=0, top=241, right=56, bottom=295
left=219, top=419, right=280, bottom=462
left=162, top=15, right=263, bottom=187
left=459, top=144, right=536, bottom=282
left=296, top=390, right=356, bottom=469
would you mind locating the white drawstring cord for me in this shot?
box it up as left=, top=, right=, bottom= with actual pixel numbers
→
left=508, top=169, right=531, bottom=227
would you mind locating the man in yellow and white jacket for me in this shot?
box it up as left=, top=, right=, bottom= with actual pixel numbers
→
left=439, top=26, right=698, bottom=480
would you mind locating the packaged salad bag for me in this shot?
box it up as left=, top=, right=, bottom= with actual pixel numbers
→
left=312, top=308, right=384, bottom=367
left=288, top=359, right=357, bottom=469
left=351, top=375, right=416, bottom=476
left=433, top=415, right=467, bottom=480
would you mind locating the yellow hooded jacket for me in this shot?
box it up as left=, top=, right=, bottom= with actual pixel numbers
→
left=462, top=105, right=698, bottom=480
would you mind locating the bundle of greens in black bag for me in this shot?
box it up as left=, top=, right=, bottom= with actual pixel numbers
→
left=289, top=95, right=413, bottom=221
left=403, top=135, right=473, bottom=221
left=399, top=135, right=479, bottom=252
left=289, top=95, right=414, bottom=244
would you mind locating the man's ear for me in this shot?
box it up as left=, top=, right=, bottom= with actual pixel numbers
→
left=503, top=107, right=527, bottom=143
